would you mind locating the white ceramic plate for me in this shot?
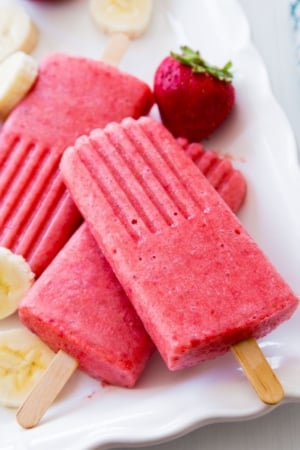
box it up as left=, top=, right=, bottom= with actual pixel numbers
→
left=1, top=0, right=300, bottom=449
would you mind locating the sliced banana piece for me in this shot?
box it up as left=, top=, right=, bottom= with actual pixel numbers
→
left=0, top=51, right=38, bottom=120
left=90, top=0, right=153, bottom=39
left=0, top=5, right=38, bottom=63
left=0, top=247, right=34, bottom=320
left=0, top=328, right=55, bottom=408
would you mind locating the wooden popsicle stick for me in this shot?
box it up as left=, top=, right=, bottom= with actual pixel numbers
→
left=231, top=338, right=284, bottom=405
left=16, top=350, right=78, bottom=429
left=101, top=33, right=130, bottom=66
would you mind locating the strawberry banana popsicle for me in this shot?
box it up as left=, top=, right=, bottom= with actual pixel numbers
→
left=60, top=117, right=299, bottom=372
left=0, top=53, right=153, bottom=276
left=19, top=222, right=154, bottom=387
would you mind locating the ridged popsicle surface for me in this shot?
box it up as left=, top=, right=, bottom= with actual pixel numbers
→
left=0, top=54, right=153, bottom=275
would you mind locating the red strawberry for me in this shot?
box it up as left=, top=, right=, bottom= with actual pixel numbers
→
left=154, top=46, right=235, bottom=141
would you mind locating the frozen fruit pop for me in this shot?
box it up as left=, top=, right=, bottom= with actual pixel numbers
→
left=61, top=116, right=298, bottom=402
left=0, top=52, right=153, bottom=276
left=17, top=223, right=154, bottom=428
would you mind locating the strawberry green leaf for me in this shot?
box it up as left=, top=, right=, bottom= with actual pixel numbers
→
left=170, top=46, right=233, bottom=82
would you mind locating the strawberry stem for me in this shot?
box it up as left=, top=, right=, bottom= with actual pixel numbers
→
left=170, top=46, right=233, bottom=82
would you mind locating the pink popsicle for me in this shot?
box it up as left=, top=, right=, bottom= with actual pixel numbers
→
left=60, top=117, right=299, bottom=372
left=19, top=222, right=154, bottom=388
left=0, top=53, right=153, bottom=276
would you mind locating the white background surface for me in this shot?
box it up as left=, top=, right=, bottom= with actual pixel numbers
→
left=114, top=0, right=300, bottom=449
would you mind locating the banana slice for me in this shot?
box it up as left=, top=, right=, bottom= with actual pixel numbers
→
left=0, top=247, right=34, bottom=320
left=0, top=51, right=38, bottom=120
left=0, top=5, right=38, bottom=63
left=90, top=0, right=153, bottom=39
left=0, top=328, right=55, bottom=408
